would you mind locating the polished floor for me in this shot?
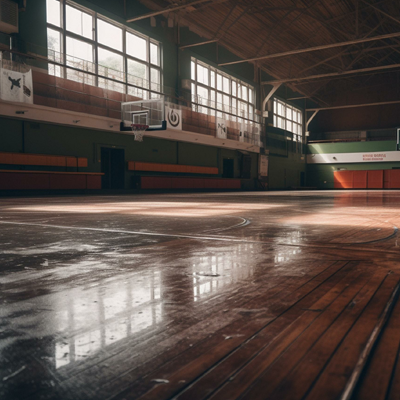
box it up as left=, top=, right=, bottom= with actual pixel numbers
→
left=1, top=191, right=400, bottom=400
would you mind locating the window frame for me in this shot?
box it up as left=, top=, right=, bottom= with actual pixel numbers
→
left=190, top=57, right=256, bottom=122
left=46, top=0, right=162, bottom=98
left=273, top=98, right=303, bottom=144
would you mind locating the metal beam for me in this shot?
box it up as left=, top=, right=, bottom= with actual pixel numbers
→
left=179, top=39, right=218, bottom=49
left=306, top=99, right=400, bottom=112
left=127, top=0, right=221, bottom=23
left=262, top=83, right=281, bottom=113
left=262, top=62, right=400, bottom=85
left=218, top=31, right=400, bottom=66
left=306, top=110, right=319, bottom=131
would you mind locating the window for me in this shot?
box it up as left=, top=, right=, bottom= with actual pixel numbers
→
left=46, top=0, right=162, bottom=97
left=273, top=99, right=303, bottom=143
left=191, top=57, right=256, bottom=121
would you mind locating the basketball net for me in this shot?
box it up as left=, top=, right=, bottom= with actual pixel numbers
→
left=131, top=124, right=149, bottom=142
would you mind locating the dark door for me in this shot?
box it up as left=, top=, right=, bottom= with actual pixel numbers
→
left=101, top=147, right=125, bottom=189
left=300, top=171, right=305, bottom=187
left=223, top=158, right=234, bottom=178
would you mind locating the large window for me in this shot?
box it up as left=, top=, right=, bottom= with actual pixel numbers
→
left=191, top=57, right=255, bottom=121
left=46, top=0, right=162, bottom=97
left=273, top=98, right=303, bottom=142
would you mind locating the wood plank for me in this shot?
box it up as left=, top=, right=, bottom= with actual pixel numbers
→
left=354, top=282, right=400, bottom=400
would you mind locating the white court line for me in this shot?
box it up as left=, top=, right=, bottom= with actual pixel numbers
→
left=0, top=220, right=257, bottom=244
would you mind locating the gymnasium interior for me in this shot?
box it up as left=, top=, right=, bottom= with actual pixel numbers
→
left=2, top=0, right=400, bottom=399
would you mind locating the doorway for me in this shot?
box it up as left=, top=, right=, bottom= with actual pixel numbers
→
left=223, top=158, right=234, bottom=178
left=101, top=147, right=125, bottom=189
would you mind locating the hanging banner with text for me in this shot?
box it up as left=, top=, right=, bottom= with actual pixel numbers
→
left=307, top=151, right=400, bottom=164
left=216, top=118, right=227, bottom=139
left=0, top=68, right=33, bottom=104
left=165, top=106, right=182, bottom=130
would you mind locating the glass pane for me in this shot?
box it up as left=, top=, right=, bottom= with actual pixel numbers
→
left=217, top=74, right=222, bottom=91
left=49, top=64, right=62, bottom=77
left=98, top=48, right=124, bottom=83
left=197, top=85, right=208, bottom=101
left=151, top=68, right=160, bottom=96
left=287, top=121, right=292, bottom=132
left=98, top=19, right=123, bottom=51
left=66, top=37, right=94, bottom=72
left=217, top=92, right=222, bottom=110
left=191, top=83, right=196, bottom=101
left=293, top=110, right=297, bottom=122
left=127, top=32, right=146, bottom=61
left=241, top=86, right=248, bottom=101
left=47, top=28, right=61, bottom=61
left=232, top=81, right=236, bottom=97
left=127, top=59, right=148, bottom=88
left=211, top=70, right=215, bottom=88
left=47, top=0, right=61, bottom=27
left=66, top=5, right=93, bottom=39
left=223, top=77, right=230, bottom=94
left=191, top=61, right=195, bottom=80
left=67, top=68, right=95, bottom=85
left=273, top=100, right=277, bottom=114
left=287, top=107, right=292, bottom=120
left=210, top=90, right=216, bottom=108
left=197, top=64, right=208, bottom=86
left=223, top=94, right=230, bottom=113
left=150, top=43, right=159, bottom=66
left=249, top=88, right=253, bottom=103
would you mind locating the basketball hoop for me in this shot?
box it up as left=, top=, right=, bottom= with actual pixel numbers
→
left=131, top=124, right=149, bottom=142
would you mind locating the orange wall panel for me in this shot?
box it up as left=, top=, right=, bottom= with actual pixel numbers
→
left=353, top=170, right=367, bottom=189
left=367, top=170, right=384, bottom=189
left=334, top=171, right=353, bottom=189
left=78, top=158, right=88, bottom=168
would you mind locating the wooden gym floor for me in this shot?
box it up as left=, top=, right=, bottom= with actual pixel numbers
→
left=1, top=190, right=400, bottom=400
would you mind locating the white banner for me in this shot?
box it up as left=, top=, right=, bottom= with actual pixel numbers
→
left=165, top=106, right=182, bottom=130
left=216, top=118, right=227, bottom=139
left=0, top=68, right=33, bottom=104
left=239, top=121, right=245, bottom=142
left=259, top=154, right=269, bottom=177
left=307, top=151, right=400, bottom=164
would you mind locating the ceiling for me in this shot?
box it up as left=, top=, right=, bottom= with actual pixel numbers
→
left=135, top=0, right=400, bottom=108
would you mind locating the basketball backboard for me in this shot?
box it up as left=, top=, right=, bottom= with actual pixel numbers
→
left=120, top=98, right=166, bottom=132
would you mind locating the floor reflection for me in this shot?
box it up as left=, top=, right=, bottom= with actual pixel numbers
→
left=54, top=271, right=162, bottom=369
left=191, top=243, right=256, bottom=301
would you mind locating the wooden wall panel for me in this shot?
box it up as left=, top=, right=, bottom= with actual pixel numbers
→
left=128, top=161, right=218, bottom=175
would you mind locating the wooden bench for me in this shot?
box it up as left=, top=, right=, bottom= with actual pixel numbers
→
left=0, top=152, right=88, bottom=168
left=0, top=170, right=102, bottom=190
left=128, top=161, right=218, bottom=175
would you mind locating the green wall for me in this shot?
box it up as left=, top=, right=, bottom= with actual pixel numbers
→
left=307, top=141, right=400, bottom=189
left=0, top=117, right=259, bottom=188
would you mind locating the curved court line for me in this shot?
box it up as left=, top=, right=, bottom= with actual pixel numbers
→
left=201, top=217, right=251, bottom=234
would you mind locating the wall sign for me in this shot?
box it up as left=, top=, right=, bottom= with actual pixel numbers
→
left=0, top=68, right=33, bottom=104
left=307, top=151, right=400, bottom=164
left=165, top=106, right=182, bottom=130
